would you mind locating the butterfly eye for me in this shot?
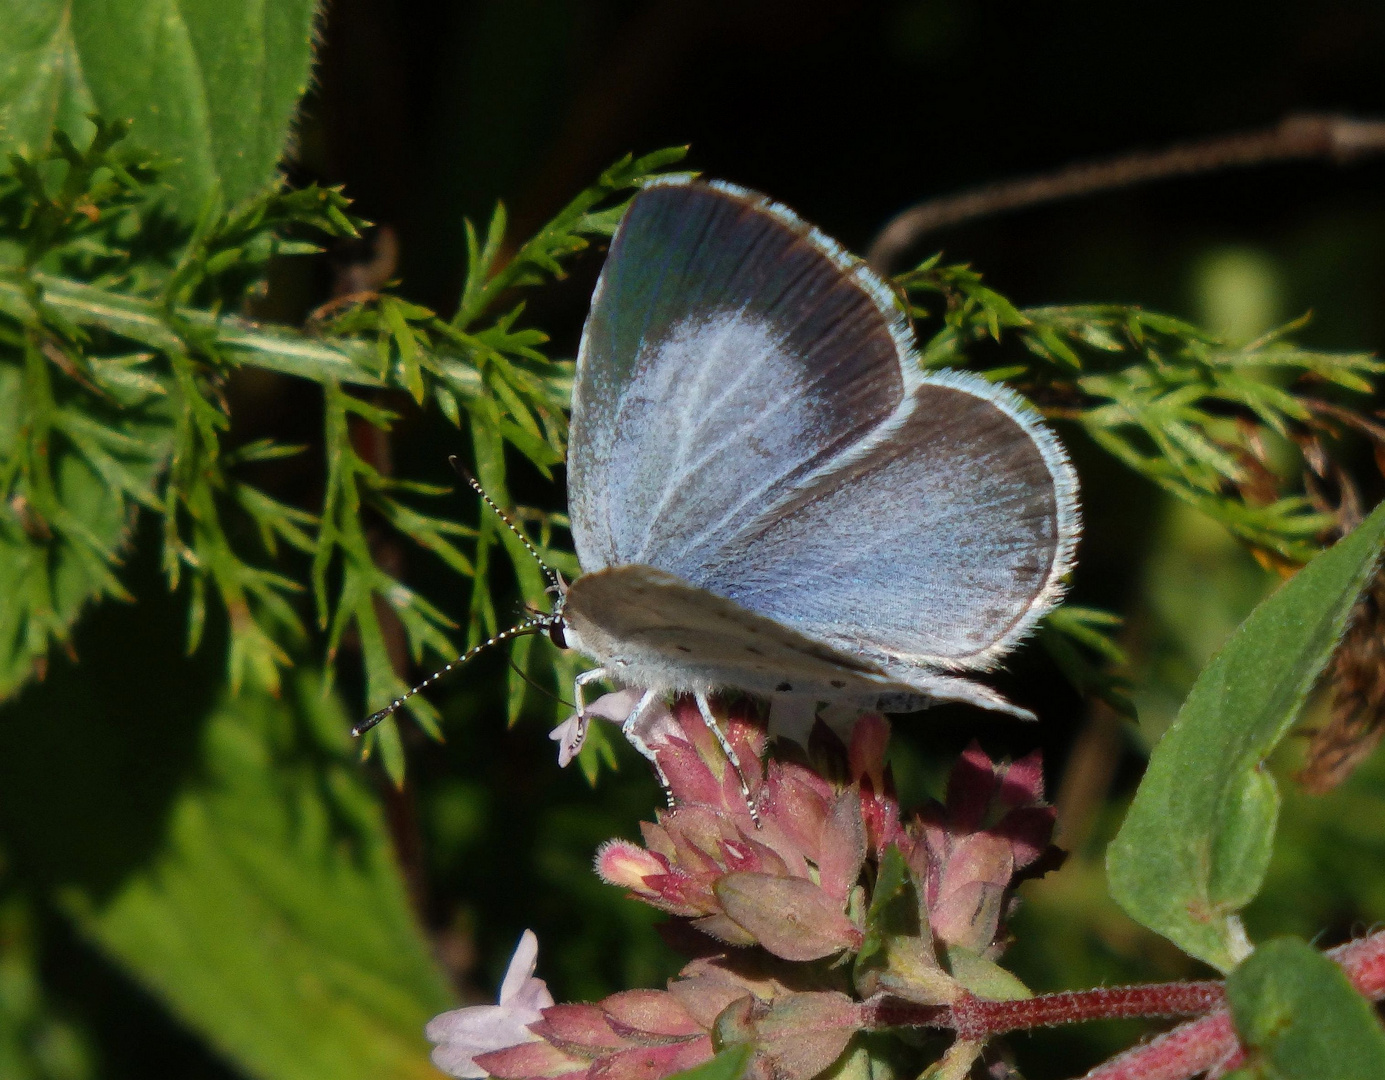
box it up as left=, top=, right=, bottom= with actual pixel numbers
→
left=548, top=620, right=568, bottom=650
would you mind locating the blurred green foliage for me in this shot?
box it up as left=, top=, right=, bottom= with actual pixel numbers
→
left=2, top=2, right=1385, bottom=1079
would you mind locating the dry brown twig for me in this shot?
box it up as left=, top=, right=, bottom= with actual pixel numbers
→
left=867, top=113, right=1385, bottom=273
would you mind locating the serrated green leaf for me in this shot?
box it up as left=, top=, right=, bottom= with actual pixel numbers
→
left=1108, top=501, right=1385, bottom=971
left=0, top=0, right=318, bottom=219
left=35, top=673, right=454, bottom=1080
left=1226, top=938, right=1385, bottom=1079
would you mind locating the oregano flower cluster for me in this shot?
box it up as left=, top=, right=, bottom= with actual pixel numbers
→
left=428, top=698, right=1062, bottom=1080
left=425, top=694, right=1385, bottom=1080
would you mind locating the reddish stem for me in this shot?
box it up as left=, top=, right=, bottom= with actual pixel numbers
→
left=867, top=982, right=1223, bottom=1040
left=949, top=983, right=1225, bottom=1041
left=864, top=930, right=1385, bottom=1080
left=1078, top=1012, right=1238, bottom=1080
left=1080, top=931, right=1385, bottom=1080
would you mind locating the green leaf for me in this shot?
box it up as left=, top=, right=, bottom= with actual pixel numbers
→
left=943, top=945, right=1031, bottom=1002
left=1226, top=938, right=1385, bottom=1079
left=0, top=0, right=319, bottom=218
left=0, top=894, right=96, bottom=1080
left=854, top=845, right=916, bottom=980
left=666, top=1044, right=756, bottom=1080
left=1107, top=502, right=1385, bottom=971
left=852, top=846, right=956, bottom=1005
left=0, top=9, right=93, bottom=164
left=59, top=673, right=455, bottom=1080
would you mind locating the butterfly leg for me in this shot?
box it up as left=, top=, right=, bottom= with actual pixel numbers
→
left=618, top=689, right=675, bottom=802
left=573, top=667, right=609, bottom=716
left=694, top=692, right=760, bottom=825
left=557, top=666, right=612, bottom=764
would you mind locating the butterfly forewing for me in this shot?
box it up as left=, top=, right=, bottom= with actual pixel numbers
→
left=569, top=179, right=917, bottom=577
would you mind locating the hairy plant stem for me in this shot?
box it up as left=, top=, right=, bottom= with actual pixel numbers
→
left=866, top=981, right=1225, bottom=1038
left=0, top=272, right=483, bottom=393
left=862, top=930, right=1385, bottom=1080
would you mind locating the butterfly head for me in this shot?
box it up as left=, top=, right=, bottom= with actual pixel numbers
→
left=546, top=572, right=571, bottom=650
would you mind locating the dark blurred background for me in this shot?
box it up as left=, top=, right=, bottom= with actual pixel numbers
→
left=14, top=2, right=1385, bottom=1077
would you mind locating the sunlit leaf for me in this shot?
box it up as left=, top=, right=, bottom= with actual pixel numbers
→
left=0, top=0, right=318, bottom=218
left=1226, top=938, right=1385, bottom=1079
left=1107, top=502, right=1385, bottom=971
left=56, top=674, right=456, bottom=1080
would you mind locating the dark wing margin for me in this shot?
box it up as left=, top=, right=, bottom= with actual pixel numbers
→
left=568, top=178, right=921, bottom=577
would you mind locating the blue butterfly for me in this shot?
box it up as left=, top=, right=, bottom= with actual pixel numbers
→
left=359, top=178, right=1079, bottom=775
left=552, top=178, right=1079, bottom=766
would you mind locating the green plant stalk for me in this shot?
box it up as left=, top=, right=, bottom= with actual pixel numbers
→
left=0, top=274, right=485, bottom=395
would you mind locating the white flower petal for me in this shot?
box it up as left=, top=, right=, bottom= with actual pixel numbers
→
left=426, top=930, right=553, bottom=1078
left=550, top=714, right=589, bottom=767
left=508, top=976, right=554, bottom=1017
left=430, top=1042, right=491, bottom=1079
left=498, top=929, right=541, bottom=1003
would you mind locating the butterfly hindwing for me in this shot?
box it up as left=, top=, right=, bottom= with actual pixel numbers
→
left=696, top=371, right=1079, bottom=670
left=562, top=565, right=1038, bottom=717
left=563, top=565, right=886, bottom=698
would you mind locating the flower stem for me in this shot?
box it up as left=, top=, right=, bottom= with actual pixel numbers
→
left=1078, top=930, right=1385, bottom=1080
left=864, top=929, right=1385, bottom=1080
left=948, top=983, right=1225, bottom=1041
left=1078, top=1012, right=1238, bottom=1080
left=867, top=982, right=1224, bottom=1040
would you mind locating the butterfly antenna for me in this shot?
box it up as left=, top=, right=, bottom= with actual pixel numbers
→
left=448, top=456, right=561, bottom=591
left=353, top=617, right=551, bottom=737
left=507, top=657, right=575, bottom=709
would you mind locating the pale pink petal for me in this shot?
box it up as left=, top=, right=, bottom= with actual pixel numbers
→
left=550, top=714, right=590, bottom=768
left=551, top=690, right=651, bottom=767
left=587, top=688, right=648, bottom=724
left=427, top=930, right=554, bottom=1078
left=499, top=930, right=541, bottom=1004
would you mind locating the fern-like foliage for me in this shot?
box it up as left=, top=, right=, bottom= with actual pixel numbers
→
left=895, top=256, right=1381, bottom=710
left=902, top=257, right=1381, bottom=564
left=0, top=119, right=685, bottom=781
left=4, top=120, right=1379, bottom=775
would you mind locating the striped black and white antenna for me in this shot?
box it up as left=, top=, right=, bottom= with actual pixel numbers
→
left=352, top=458, right=565, bottom=737
left=449, top=456, right=561, bottom=593
left=352, top=617, right=553, bottom=736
